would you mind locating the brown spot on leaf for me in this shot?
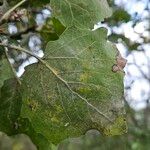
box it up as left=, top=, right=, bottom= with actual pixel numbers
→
left=112, top=51, right=127, bottom=73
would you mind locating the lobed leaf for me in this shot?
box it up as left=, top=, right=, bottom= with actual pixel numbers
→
left=50, top=0, right=112, bottom=28
left=21, top=26, right=127, bottom=144
left=0, top=0, right=127, bottom=147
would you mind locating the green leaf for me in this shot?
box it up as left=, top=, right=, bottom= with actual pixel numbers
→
left=50, top=0, right=112, bottom=28
left=21, top=26, right=126, bottom=144
left=52, top=18, right=66, bottom=36
left=0, top=78, right=21, bottom=134
left=0, top=79, right=52, bottom=150
left=106, top=8, right=131, bottom=26
left=0, top=131, right=37, bottom=150
left=39, top=18, right=66, bottom=44
left=16, top=118, right=53, bottom=150
left=0, top=46, right=4, bottom=60
left=0, top=0, right=127, bottom=147
left=0, top=56, right=14, bottom=89
left=28, top=0, right=50, bottom=7
left=113, top=9, right=131, bottom=23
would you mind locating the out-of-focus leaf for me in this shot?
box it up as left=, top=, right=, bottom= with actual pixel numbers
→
left=39, top=18, right=66, bottom=44
left=50, top=0, right=112, bottom=28
left=0, top=131, right=37, bottom=150
left=108, top=33, right=141, bottom=51
left=0, top=45, right=4, bottom=59
left=106, top=8, right=131, bottom=26
left=107, top=0, right=115, bottom=7
left=20, top=26, right=126, bottom=144
left=58, top=127, right=150, bottom=150
left=58, top=130, right=129, bottom=150
left=0, top=79, right=21, bottom=134
left=28, top=0, right=50, bottom=7
left=0, top=23, right=9, bottom=34
left=113, top=9, right=131, bottom=22
left=0, top=56, right=14, bottom=88
left=0, top=0, right=9, bottom=17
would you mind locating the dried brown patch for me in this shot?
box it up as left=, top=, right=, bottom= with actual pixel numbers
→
left=112, top=51, right=127, bottom=73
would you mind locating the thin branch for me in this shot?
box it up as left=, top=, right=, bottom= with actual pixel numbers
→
left=0, top=0, right=27, bottom=25
left=4, top=47, right=21, bottom=85
left=0, top=42, right=113, bottom=123
left=128, top=62, right=150, bottom=81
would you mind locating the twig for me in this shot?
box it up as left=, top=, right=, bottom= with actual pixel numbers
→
left=0, top=42, right=113, bottom=123
left=4, top=47, right=21, bottom=85
left=0, top=0, right=27, bottom=25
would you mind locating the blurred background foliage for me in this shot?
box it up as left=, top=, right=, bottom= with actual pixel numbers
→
left=0, top=132, right=37, bottom=150
left=0, top=0, right=150, bottom=149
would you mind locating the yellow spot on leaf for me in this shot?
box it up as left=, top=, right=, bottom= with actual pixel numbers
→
left=51, top=115, right=59, bottom=123
left=80, top=73, right=89, bottom=82
left=104, top=116, right=127, bottom=135
left=27, top=99, right=39, bottom=112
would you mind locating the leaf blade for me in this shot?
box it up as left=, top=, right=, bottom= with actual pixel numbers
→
left=0, top=56, right=14, bottom=89
left=21, top=26, right=126, bottom=144
left=50, top=0, right=112, bottom=28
